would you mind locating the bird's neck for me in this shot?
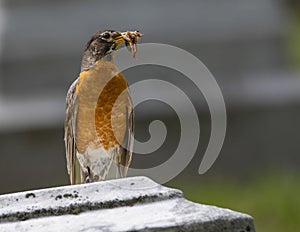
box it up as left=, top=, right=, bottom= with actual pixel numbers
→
left=81, top=50, right=114, bottom=72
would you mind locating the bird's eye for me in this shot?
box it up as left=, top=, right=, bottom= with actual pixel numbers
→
left=101, top=32, right=110, bottom=39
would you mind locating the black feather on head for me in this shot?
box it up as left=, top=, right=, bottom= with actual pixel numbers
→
left=81, top=30, right=121, bottom=71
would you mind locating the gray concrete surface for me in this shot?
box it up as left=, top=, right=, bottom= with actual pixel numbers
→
left=0, top=176, right=255, bottom=232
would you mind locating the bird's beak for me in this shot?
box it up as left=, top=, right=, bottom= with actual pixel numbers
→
left=112, top=34, right=126, bottom=44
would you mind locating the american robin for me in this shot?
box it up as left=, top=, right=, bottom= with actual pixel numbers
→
left=64, top=30, right=142, bottom=184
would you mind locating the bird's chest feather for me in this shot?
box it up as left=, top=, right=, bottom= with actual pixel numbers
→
left=75, top=61, right=130, bottom=154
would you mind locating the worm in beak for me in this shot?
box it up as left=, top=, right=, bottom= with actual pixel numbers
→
left=121, top=31, right=142, bottom=58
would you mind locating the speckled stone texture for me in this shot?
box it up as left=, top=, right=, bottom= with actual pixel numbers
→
left=0, top=176, right=255, bottom=232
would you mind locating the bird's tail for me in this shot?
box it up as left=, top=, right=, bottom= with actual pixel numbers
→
left=71, top=157, right=81, bottom=184
left=117, top=164, right=128, bottom=179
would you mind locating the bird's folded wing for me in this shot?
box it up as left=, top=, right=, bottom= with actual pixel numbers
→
left=116, top=96, right=134, bottom=178
left=64, top=79, right=79, bottom=184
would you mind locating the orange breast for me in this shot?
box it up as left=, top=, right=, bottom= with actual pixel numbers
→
left=75, top=61, right=131, bottom=153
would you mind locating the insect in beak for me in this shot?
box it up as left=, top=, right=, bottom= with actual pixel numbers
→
left=121, top=31, right=142, bottom=58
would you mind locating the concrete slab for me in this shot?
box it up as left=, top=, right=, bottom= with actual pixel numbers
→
left=0, top=176, right=255, bottom=232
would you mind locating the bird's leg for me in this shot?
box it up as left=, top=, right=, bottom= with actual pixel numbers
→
left=81, top=167, right=92, bottom=183
left=82, top=167, right=102, bottom=183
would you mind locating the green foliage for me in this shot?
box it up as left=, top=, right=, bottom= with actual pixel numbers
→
left=167, top=172, right=300, bottom=232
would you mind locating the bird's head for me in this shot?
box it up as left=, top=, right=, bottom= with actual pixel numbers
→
left=81, top=30, right=142, bottom=71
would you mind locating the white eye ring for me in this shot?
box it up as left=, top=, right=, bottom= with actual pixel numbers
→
left=101, top=32, right=110, bottom=39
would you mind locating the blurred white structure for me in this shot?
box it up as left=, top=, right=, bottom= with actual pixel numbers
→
left=0, top=0, right=295, bottom=130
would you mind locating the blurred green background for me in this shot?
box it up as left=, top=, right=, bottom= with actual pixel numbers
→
left=168, top=171, right=300, bottom=232
left=0, top=1, right=299, bottom=232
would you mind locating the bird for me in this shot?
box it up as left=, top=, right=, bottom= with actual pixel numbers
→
left=64, top=30, right=142, bottom=184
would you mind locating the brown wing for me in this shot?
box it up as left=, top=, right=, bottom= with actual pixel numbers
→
left=64, top=79, right=80, bottom=184
left=116, top=95, right=134, bottom=178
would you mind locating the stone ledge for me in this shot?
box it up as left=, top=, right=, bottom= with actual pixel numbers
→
left=0, top=176, right=256, bottom=232
left=0, top=176, right=182, bottom=222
